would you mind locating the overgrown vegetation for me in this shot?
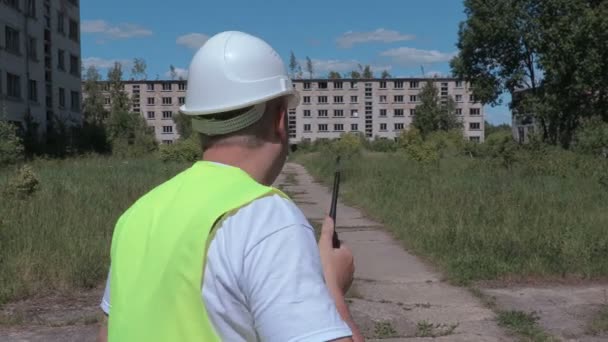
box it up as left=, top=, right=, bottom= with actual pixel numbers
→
left=0, top=157, right=189, bottom=304
left=294, top=132, right=608, bottom=284
left=497, top=311, right=555, bottom=341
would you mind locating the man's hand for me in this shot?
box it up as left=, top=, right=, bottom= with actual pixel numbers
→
left=318, top=216, right=354, bottom=295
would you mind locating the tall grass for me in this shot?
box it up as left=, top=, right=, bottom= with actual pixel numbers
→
left=297, top=151, right=608, bottom=284
left=0, top=157, right=189, bottom=304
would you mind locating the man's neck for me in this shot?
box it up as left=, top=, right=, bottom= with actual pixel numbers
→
left=202, top=146, right=273, bottom=186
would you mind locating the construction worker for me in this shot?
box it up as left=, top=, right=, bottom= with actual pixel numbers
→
left=97, top=31, right=364, bottom=341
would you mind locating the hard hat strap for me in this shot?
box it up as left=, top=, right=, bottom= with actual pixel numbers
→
left=191, top=103, right=267, bottom=136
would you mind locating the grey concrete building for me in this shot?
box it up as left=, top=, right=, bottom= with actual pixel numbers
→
left=0, top=0, right=82, bottom=136
left=289, top=78, right=485, bottom=143
left=97, top=80, right=187, bottom=144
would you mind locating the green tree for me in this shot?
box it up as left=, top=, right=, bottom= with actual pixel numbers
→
left=412, top=81, right=460, bottom=136
left=107, top=62, right=131, bottom=114
left=381, top=70, right=392, bottom=79
left=305, top=56, right=314, bottom=79
left=130, top=58, right=147, bottom=80
left=328, top=71, right=342, bottom=79
left=173, top=112, right=192, bottom=140
left=83, top=66, right=108, bottom=125
left=289, top=51, right=299, bottom=79
left=0, top=104, right=24, bottom=167
left=169, top=65, right=177, bottom=80
left=485, top=120, right=511, bottom=138
left=349, top=70, right=361, bottom=79
left=361, top=65, right=373, bottom=79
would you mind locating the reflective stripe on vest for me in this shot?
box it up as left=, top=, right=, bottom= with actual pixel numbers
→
left=108, top=161, right=284, bottom=341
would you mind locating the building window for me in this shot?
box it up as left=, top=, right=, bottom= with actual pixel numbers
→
left=178, top=97, right=185, bottom=105
left=350, top=95, right=358, bottom=103
left=303, top=96, right=310, bottom=104
left=394, top=95, right=404, bottom=103
left=395, top=123, right=405, bottom=131
left=57, top=12, right=65, bottom=34
left=69, top=19, right=78, bottom=41
left=147, top=111, right=155, bottom=119
left=104, top=97, right=111, bottom=105
left=351, top=110, right=358, bottom=117
left=57, top=50, right=65, bottom=70
left=456, top=80, right=463, bottom=88
left=334, top=124, right=344, bottom=132
left=455, top=108, right=462, bottom=115
left=410, top=108, right=416, bottom=116
left=147, top=83, right=154, bottom=91
left=318, top=110, right=328, bottom=117
left=303, top=110, right=311, bottom=117
left=469, top=122, right=481, bottom=130
left=59, top=87, right=65, bottom=107
left=26, top=0, right=36, bottom=17
left=379, top=95, right=387, bottom=103
left=162, top=97, right=172, bottom=105
left=334, top=96, right=343, bottom=103
left=394, top=109, right=404, bottom=117
left=470, top=95, right=476, bottom=102
left=178, top=83, right=186, bottom=91
left=162, top=83, right=171, bottom=91
left=7, top=73, right=21, bottom=98
left=379, top=109, right=387, bottom=117
left=162, top=126, right=173, bottom=134
left=304, top=124, right=311, bottom=132
left=470, top=108, right=481, bottom=115
left=5, top=26, right=20, bottom=54
left=410, top=81, right=419, bottom=89
left=334, top=109, right=344, bottom=117
left=455, top=95, right=463, bottom=102
left=379, top=81, right=387, bottom=89
left=318, top=81, right=328, bottom=89
left=333, top=81, right=343, bottom=89
left=394, top=81, right=404, bottom=89
left=318, top=124, right=328, bottom=132
left=162, top=111, right=173, bottom=119
left=303, top=82, right=311, bottom=89
left=350, top=81, right=357, bottom=89
left=147, top=97, right=155, bottom=105
left=470, top=136, right=480, bottom=142
left=28, top=79, right=37, bottom=102
left=351, top=123, right=358, bottom=131
left=380, top=123, right=387, bottom=131
left=27, top=36, right=37, bottom=60
left=70, top=91, right=79, bottom=111
left=410, top=95, right=418, bottom=102
left=162, top=140, right=173, bottom=145
left=69, top=55, right=79, bottom=76
left=318, top=96, right=328, bottom=104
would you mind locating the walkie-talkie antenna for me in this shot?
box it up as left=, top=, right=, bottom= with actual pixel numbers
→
left=329, top=156, right=341, bottom=248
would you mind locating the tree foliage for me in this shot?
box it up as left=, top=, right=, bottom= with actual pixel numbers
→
left=305, top=56, right=314, bottom=79
left=328, top=71, right=342, bottom=79
left=289, top=51, right=300, bottom=79
left=381, top=70, right=392, bottom=79
left=131, top=58, right=147, bottom=80
left=412, top=81, right=460, bottom=136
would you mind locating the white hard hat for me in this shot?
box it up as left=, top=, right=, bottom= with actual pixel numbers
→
left=180, top=31, right=299, bottom=122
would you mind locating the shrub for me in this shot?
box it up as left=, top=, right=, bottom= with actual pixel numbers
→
left=4, top=165, right=39, bottom=198
left=369, top=137, right=397, bottom=152
left=159, top=136, right=201, bottom=163
left=0, top=120, right=24, bottom=167
left=573, top=117, right=608, bottom=157
left=329, top=132, right=364, bottom=160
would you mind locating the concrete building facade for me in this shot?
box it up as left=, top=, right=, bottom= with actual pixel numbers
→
left=0, top=0, right=82, bottom=135
left=289, top=78, right=485, bottom=143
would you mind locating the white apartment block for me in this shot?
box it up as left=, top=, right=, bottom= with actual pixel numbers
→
left=288, top=78, right=485, bottom=143
left=0, top=0, right=82, bottom=136
left=98, top=80, right=187, bottom=144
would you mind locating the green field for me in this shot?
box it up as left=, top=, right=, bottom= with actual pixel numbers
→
left=0, top=157, right=189, bottom=304
left=297, top=151, right=608, bottom=284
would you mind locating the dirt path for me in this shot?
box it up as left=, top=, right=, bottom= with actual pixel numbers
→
left=277, top=163, right=510, bottom=341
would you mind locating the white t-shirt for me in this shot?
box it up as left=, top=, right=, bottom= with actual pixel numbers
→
left=101, top=194, right=352, bottom=342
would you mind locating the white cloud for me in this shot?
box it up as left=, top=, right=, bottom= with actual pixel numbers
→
left=82, top=20, right=152, bottom=39
left=176, top=33, right=209, bottom=49
left=165, top=67, right=189, bottom=80
left=380, top=47, right=457, bottom=65
left=82, top=57, right=131, bottom=69
left=303, top=59, right=392, bottom=75
left=337, top=28, right=415, bottom=48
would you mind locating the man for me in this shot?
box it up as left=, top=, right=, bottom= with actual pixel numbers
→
left=97, top=31, right=364, bottom=341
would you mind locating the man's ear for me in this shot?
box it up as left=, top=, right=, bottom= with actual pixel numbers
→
left=274, top=104, right=288, bottom=143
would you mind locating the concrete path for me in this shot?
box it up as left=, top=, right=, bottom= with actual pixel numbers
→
left=276, top=163, right=511, bottom=341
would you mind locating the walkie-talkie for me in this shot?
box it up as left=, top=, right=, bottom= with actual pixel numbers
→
left=329, top=156, right=341, bottom=248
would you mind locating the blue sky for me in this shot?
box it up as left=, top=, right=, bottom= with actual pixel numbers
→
left=80, top=0, right=510, bottom=124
